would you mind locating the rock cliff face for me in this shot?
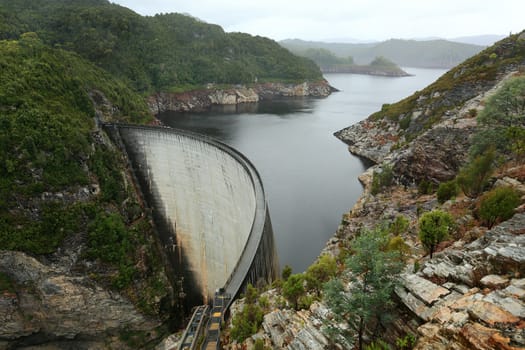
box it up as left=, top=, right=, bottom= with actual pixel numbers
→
left=147, top=80, right=335, bottom=114
left=334, top=70, right=519, bottom=184
left=0, top=251, right=158, bottom=349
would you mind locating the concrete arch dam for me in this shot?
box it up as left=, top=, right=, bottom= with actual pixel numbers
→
left=106, top=124, right=279, bottom=304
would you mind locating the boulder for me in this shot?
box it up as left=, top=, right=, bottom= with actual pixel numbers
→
left=480, top=275, right=509, bottom=289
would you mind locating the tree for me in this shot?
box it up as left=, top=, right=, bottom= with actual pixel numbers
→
left=478, top=186, right=520, bottom=228
left=437, top=180, right=459, bottom=203
left=456, top=148, right=495, bottom=198
left=389, top=215, right=409, bottom=236
left=473, top=76, right=525, bottom=159
left=478, top=76, right=525, bottom=129
left=230, top=284, right=264, bottom=342
left=324, top=229, right=404, bottom=350
left=281, top=265, right=292, bottom=281
left=370, top=164, right=394, bottom=195
left=418, top=210, right=454, bottom=258
left=305, top=254, right=337, bottom=296
left=282, top=273, right=305, bottom=310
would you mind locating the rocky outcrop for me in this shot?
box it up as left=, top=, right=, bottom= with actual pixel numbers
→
left=399, top=214, right=525, bottom=349
left=147, top=80, right=335, bottom=114
left=335, top=69, right=520, bottom=185
left=0, top=250, right=159, bottom=348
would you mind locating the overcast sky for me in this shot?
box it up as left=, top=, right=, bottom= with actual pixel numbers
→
left=112, top=0, right=523, bottom=42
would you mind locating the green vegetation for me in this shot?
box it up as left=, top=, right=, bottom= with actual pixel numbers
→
left=477, top=187, right=521, bottom=228
left=396, top=334, right=416, bottom=349
left=437, top=180, right=459, bottom=203
left=0, top=0, right=322, bottom=93
left=369, top=56, right=398, bottom=68
left=280, top=38, right=483, bottom=69
left=299, top=47, right=354, bottom=68
left=418, top=179, right=435, bottom=195
left=0, top=36, right=147, bottom=253
left=282, top=273, right=305, bottom=310
left=0, top=272, right=16, bottom=293
left=418, top=210, right=455, bottom=258
left=304, top=254, right=337, bottom=296
left=367, top=33, right=525, bottom=142
left=389, top=215, right=410, bottom=236
left=324, top=228, right=404, bottom=350
left=456, top=149, right=495, bottom=198
left=364, top=340, right=391, bottom=350
left=473, top=76, right=525, bottom=159
left=0, top=34, right=169, bottom=321
left=230, top=284, right=266, bottom=343
left=371, top=164, right=394, bottom=195
left=281, top=265, right=293, bottom=281
left=292, top=45, right=407, bottom=75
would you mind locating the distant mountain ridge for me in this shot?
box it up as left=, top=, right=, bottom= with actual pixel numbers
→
left=449, top=34, right=506, bottom=46
left=280, top=38, right=485, bottom=69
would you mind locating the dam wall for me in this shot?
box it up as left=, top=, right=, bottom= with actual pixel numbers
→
left=106, top=125, right=279, bottom=303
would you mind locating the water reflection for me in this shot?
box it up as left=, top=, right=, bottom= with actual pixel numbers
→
left=158, top=69, right=447, bottom=272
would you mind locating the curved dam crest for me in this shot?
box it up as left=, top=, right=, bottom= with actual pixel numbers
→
left=106, top=125, right=279, bottom=304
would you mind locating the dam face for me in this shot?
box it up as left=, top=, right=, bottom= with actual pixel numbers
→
left=108, top=125, right=279, bottom=303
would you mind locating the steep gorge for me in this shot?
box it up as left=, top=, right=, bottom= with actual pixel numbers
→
left=224, top=31, right=525, bottom=350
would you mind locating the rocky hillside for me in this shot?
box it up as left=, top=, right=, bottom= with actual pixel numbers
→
left=335, top=32, right=525, bottom=185
left=0, top=36, right=177, bottom=349
left=217, top=31, right=525, bottom=350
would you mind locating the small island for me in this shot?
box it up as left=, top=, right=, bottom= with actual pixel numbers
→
left=292, top=48, right=411, bottom=77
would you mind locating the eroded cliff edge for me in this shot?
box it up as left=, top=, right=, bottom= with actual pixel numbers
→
left=147, top=80, right=335, bottom=114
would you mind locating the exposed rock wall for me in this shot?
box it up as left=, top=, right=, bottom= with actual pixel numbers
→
left=335, top=70, right=520, bottom=185
left=0, top=251, right=157, bottom=348
left=147, top=80, right=334, bottom=114
left=404, top=214, right=525, bottom=349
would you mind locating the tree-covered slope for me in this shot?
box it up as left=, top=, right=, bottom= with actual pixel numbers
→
left=0, top=35, right=172, bottom=334
left=293, top=47, right=409, bottom=76
left=0, top=0, right=322, bottom=93
left=281, top=38, right=485, bottom=68
left=370, top=33, right=525, bottom=138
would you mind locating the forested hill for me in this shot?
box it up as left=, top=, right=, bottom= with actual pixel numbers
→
left=0, top=0, right=323, bottom=93
left=281, top=38, right=485, bottom=68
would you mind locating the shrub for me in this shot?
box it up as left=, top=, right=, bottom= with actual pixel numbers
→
left=437, top=180, right=459, bottom=203
left=282, top=274, right=305, bottom=310
left=389, top=215, right=410, bottom=235
left=371, top=164, right=394, bottom=195
left=418, top=210, right=455, bottom=258
left=387, top=235, right=410, bottom=260
left=304, top=254, right=337, bottom=296
left=418, top=179, right=434, bottom=195
left=478, top=187, right=520, bottom=228
left=281, top=265, right=292, bottom=281
left=456, top=149, right=495, bottom=198
left=231, top=284, right=264, bottom=342
left=396, top=333, right=416, bottom=349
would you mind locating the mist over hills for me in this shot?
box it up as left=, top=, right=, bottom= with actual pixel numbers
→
left=280, top=38, right=487, bottom=68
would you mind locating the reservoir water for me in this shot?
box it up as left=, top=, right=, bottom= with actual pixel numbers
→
left=158, top=68, right=447, bottom=273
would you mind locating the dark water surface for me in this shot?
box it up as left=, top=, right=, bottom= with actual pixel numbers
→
left=158, top=68, right=446, bottom=273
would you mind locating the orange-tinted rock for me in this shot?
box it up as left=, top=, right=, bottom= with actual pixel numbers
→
left=469, top=301, right=520, bottom=326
